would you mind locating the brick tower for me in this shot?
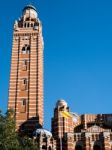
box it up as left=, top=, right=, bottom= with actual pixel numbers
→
left=52, top=100, right=74, bottom=149
left=8, top=5, right=44, bottom=132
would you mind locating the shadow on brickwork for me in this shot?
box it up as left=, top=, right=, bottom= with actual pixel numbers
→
left=19, top=117, right=42, bottom=137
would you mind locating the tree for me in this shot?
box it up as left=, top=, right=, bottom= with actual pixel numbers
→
left=0, top=109, right=38, bottom=150
left=0, top=109, right=21, bottom=150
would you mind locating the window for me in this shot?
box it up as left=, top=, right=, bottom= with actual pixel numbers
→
left=21, top=45, right=30, bottom=54
left=21, top=99, right=26, bottom=106
left=20, top=78, right=27, bottom=91
left=27, top=46, right=30, bottom=53
left=24, top=79, right=26, bottom=84
left=22, top=78, right=27, bottom=85
left=20, top=99, right=26, bottom=113
left=31, top=23, right=34, bottom=27
left=27, top=23, right=29, bottom=27
left=24, top=23, right=26, bottom=28
left=22, top=47, right=26, bottom=54
left=42, top=145, right=47, bottom=150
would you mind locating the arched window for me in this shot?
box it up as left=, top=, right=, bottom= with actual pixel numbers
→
left=27, top=46, right=30, bottom=53
left=93, top=145, right=101, bottom=150
left=75, top=145, right=82, bottom=150
left=22, top=47, right=26, bottom=54
left=23, top=78, right=27, bottom=84
left=20, top=78, right=27, bottom=91
left=31, top=23, right=34, bottom=27
left=24, top=23, right=26, bottom=28
left=27, top=23, right=29, bottom=27
left=21, top=99, right=26, bottom=106
left=20, top=99, right=26, bottom=113
left=42, top=145, right=47, bottom=150
left=22, top=45, right=30, bottom=54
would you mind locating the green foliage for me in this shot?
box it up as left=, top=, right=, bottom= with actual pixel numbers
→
left=0, top=109, right=38, bottom=150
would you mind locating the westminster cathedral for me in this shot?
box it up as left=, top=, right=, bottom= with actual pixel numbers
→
left=8, top=4, right=112, bottom=150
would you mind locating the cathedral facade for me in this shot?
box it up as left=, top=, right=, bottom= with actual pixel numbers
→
left=8, top=5, right=112, bottom=150
left=52, top=99, right=112, bottom=150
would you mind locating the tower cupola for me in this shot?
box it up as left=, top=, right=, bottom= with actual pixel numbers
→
left=22, top=4, right=38, bottom=19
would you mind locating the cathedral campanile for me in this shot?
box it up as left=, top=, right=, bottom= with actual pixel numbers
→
left=8, top=5, right=44, bottom=132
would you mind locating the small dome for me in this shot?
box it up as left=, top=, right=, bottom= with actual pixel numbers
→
left=56, top=99, right=68, bottom=108
left=33, top=128, right=52, bottom=138
left=23, top=4, right=37, bottom=12
left=22, top=4, right=38, bottom=19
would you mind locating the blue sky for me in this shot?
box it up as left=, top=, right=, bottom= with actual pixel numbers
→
left=0, top=0, right=112, bottom=129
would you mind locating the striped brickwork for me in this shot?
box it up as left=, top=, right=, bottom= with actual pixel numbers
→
left=52, top=101, right=112, bottom=150
left=8, top=6, right=44, bottom=131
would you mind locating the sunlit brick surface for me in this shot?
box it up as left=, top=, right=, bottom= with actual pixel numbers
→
left=8, top=5, right=44, bottom=132
left=52, top=100, right=112, bottom=150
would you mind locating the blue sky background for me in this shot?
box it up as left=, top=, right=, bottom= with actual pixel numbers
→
left=0, top=0, right=112, bottom=130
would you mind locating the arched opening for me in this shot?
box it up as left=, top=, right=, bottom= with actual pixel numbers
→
left=27, top=46, right=30, bottom=53
left=22, top=45, right=30, bottom=54
left=42, top=145, right=47, bottom=150
left=75, top=145, right=82, bottom=150
left=93, top=145, right=101, bottom=150
left=48, top=146, right=52, bottom=150
left=22, top=47, right=26, bottom=54
left=31, top=23, right=34, bottom=27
